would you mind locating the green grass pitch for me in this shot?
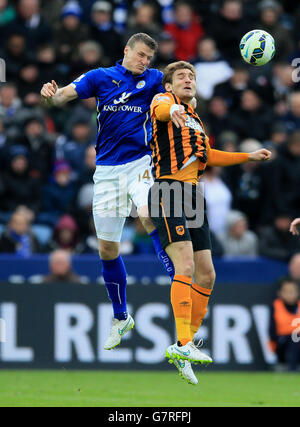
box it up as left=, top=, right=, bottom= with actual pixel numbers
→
left=0, top=370, right=299, bottom=407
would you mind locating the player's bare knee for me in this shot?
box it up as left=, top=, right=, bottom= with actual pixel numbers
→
left=98, top=240, right=120, bottom=260
left=175, top=258, right=194, bottom=277
left=195, top=269, right=216, bottom=290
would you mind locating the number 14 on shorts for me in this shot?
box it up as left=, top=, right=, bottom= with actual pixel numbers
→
left=138, top=169, right=151, bottom=181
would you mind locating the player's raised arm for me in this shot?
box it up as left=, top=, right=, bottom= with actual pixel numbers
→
left=40, top=80, right=78, bottom=107
left=207, top=147, right=271, bottom=167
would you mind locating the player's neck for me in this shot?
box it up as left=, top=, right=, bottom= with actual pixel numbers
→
left=177, top=95, right=193, bottom=106
left=121, top=59, right=138, bottom=75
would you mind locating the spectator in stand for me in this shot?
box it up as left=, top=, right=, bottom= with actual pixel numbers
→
left=206, top=96, right=236, bottom=139
left=39, top=0, right=65, bottom=25
left=152, top=32, right=177, bottom=70
left=46, top=214, right=83, bottom=254
left=74, top=182, right=93, bottom=237
left=71, top=41, right=108, bottom=80
left=259, top=214, right=300, bottom=262
left=0, top=209, right=40, bottom=255
left=272, top=63, right=297, bottom=102
left=77, top=144, right=96, bottom=185
left=10, top=0, right=52, bottom=51
left=204, top=166, right=232, bottom=237
left=288, top=253, right=300, bottom=283
left=216, top=130, right=239, bottom=152
left=222, top=139, right=270, bottom=230
left=0, top=83, right=22, bottom=128
left=271, top=130, right=300, bottom=219
left=219, top=210, right=258, bottom=257
left=41, top=160, right=77, bottom=226
left=206, top=0, right=248, bottom=63
left=90, top=1, right=123, bottom=66
left=213, top=66, right=250, bottom=113
left=263, top=122, right=287, bottom=154
left=60, top=119, right=93, bottom=176
left=53, top=1, right=89, bottom=65
left=256, top=0, right=294, bottom=63
left=67, top=97, right=97, bottom=139
left=42, top=249, right=82, bottom=283
left=280, top=92, right=300, bottom=134
left=124, top=2, right=161, bottom=46
left=0, top=0, right=16, bottom=27
left=193, top=37, right=233, bottom=101
left=17, top=62, right=41, bottom=99
left=269, top=277, right=300, bottom=372
left=2, top=33, right=29, bottom=81
left=15, top=116, right=54, bottom=182
left=0, top=145, right=41, bottom=222
left=36, top=44, right=67, bottom=88
left=164, top=1, right=204, bottom=61
left=233, top=89, right=273, bottom=141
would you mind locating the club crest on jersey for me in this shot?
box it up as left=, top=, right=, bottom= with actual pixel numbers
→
left=176, top=225, right=185, bottom=236
left=113, top=92, right=132, bottom=105
left=136, top=80, right=146, bottom=89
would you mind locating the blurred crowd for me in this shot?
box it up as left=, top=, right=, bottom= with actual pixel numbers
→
left=0, top=0, right=300, bottom=261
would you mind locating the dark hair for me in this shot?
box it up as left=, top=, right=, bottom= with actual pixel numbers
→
left=276, top=276, right=298, bottom=292
left=126, top=33, right=158, bottom=53
left=163, top=61, right=196, bottom=86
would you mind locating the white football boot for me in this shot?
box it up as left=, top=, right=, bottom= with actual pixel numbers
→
left=104, top=314, right=135, bottom=350
left=167, top=340, right=213, bottom=365
left=166, top=346, right=198, bottom=385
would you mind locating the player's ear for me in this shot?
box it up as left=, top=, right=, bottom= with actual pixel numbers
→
left=124, top=45, right=130, bottom=57
left=165, top=82, right=172, bottom=92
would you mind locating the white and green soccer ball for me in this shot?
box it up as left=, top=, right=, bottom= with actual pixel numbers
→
left=240, top=30, right=275, bottom=66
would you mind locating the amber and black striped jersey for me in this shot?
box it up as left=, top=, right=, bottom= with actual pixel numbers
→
left=150, top=92, right=208, bottom=179
left=150, top=92, right=250, bottom=184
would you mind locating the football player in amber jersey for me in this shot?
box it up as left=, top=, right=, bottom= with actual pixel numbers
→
left=149, top=61, right=271, bottom=384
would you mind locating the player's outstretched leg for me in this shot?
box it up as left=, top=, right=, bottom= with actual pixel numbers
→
left=166, top=346, right=198, bottom=385
left=101, top=246, right=134, bottom=350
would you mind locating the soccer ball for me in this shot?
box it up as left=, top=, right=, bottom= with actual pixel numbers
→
left=239, top=30, right=275, bottom=66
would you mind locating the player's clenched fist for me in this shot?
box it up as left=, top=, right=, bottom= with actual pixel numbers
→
left=41, top=80, right=58, bottom=100
left=249, top=148, right=272, bottom=162
left=290, top=218, right=300, bottom=236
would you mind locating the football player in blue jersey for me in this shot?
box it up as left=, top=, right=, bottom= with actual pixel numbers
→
left=41, top=33, right=177, bottom=351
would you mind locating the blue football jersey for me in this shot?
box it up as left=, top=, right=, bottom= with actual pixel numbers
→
left=72, top=61, right=164, bottom=166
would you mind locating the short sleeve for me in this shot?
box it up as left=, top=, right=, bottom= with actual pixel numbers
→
left=72, top=68, right=103, bottom=99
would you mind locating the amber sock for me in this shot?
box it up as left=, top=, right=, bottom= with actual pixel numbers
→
left=190, top=283, right=212, bottom=337
left=171, top=274, right=193, bottom=346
